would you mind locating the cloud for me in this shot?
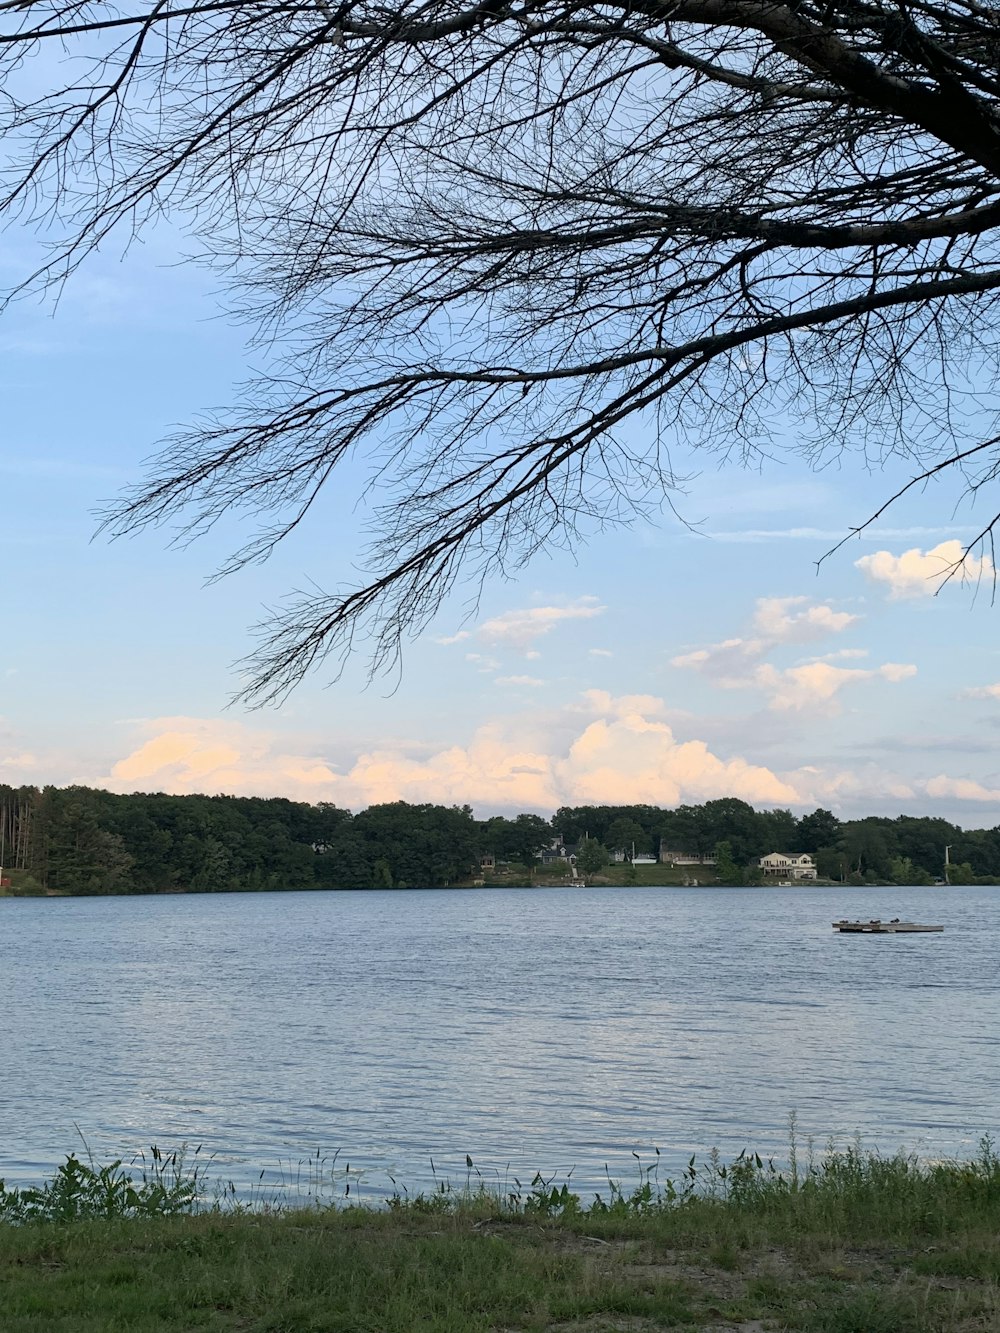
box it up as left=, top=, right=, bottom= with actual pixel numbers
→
left=789, top=763, right=1000, bottom=815
left=796, top=764, right=918, bottom=807
left=880, top=662, right=918, bottom=684
left=110, top=718, right=340, bottom=796
left=34, top=698, right=1000, bottom=825
left=707, top=525, right=980, bottom=544
left=923, top=774, right=1000, bottom=803
left=672, top=595, right=910, bottom=713
left=477, top=596, right=606, bottom=650
left=855, top=540, right=993, bottom=599
left=589, top=648, right=613, bottom=658
left=435, top=596, right=607, bottom=659
left=553, top=702, right=799, bottom=807
left=961, top=682, right=1000, bottom=701
left=670, top=636, right=764, bottom=684
left=751, top=596, right=859, bottom=641
left=104, top=696, right=799, bottom=813
left=464, top=652, right=500, bottom=672
left=495, top=675, right=545, bottom=687
left=756, top=661, right=916, bottom=712
left=0, top=750, right=38, bottom=771
left=671, top=597, right=858, bottom=679
left=798, top=649, right=869, bottom=665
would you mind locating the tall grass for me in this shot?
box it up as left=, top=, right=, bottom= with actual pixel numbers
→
left=0, top=1145, right=204, bottom=1223
left=4, top=1136, right=999, bottom=1333
left=3, top=1132, right=999, bottom=1234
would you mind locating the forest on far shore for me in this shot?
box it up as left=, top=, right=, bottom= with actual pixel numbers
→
left=0, top=784, right=994, bottom=895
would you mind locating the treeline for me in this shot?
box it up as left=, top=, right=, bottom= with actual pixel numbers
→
left=0, top=786, right=996, bottom=894
left=542, top=801, right=997, bottom=885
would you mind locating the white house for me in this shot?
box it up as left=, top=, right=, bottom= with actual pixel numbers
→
left=660, top=849, right=718, bottom=866
left=758, top=851, right=817, bottom=881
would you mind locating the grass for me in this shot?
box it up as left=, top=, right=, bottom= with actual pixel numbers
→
left=484, top=863, right=720, bottom=888
left=1, top=1138, right=999, bottom=1330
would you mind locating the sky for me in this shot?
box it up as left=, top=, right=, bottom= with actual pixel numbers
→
left=3, top=226, right=1000, bottom=828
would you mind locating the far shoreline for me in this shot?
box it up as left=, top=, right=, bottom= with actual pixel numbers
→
left=1, top=877, right=992, bottom=899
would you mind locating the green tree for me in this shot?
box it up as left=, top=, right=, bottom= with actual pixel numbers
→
left=838, top=820, right=898, bottom=879
left=701, top=800, right=760, bottom=864
left=41, top=788, right=134, bottom=894
left=191, top=836, right=234, bottom=893
left=798, top=809, right=841, bottom=854
left=889, top=856, right=933, bottom=887
left=355, top=802, right=479, bottom=886
left=713, top=840, right=741, bottom=886
left=815, top=845, right=845, bottom=881
left=481, top=813, right=551, bottom=866
left=576, top=838, right=609, bottom=875
left=603, top=818, right=649, bottom=857
left=757, top=808, right=799, bottom=854
left=659, top=806, right=709, bottom=857
left=946, top=860, right=978, bottom=885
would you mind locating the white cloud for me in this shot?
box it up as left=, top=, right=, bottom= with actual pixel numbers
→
left=588, top=648, right=613, bottom=658
left=495, top=675, right=545, bottom=687
left=435, top=597, right=607, bottom=659
left=707, top=524, right=980, bottom=544
left=798, top=649, right=869, bottom=665
left=756, top=661, right=916, bottom=712
left=880, top=662, right=918, bottom=684
left=0, top=750, right=38, bottom=770
left=110, top=718, right=340, bottom=797
left=672, top=595, right=909, bottom=713
left=670, top=636, right=764, bottom=684
left=554, top=704, right=799, bottom=807
left=104, top=696, right=799, bottom=813
left=790, top=764, right=1000, bottom=813
left=31, top=699, right=1000, bottom=824
left=855, top=540, right=993, bottom=599
left=751, top=595, right=859, bottom=641
left=961, top=682, right=1000, bottom=701
left=478, top=596, right=606, bottom=650
left=464, top=652, right=500, bottom=672
left=923, top=774, right=1000, bottom=803
left=795, top=764, right=918, bottom=807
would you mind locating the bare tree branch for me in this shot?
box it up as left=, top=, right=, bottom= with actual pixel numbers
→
left=3, top=0, right=1000, bottom=696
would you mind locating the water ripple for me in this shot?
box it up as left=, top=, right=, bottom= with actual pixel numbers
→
left=1, top=884, right=997, bottom=1197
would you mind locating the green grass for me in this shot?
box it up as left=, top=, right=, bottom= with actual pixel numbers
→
left=2, top=1140, right=999, bottom=1331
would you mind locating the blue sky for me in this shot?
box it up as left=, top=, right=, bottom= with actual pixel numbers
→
left=3, top=225, right=1000, bottom=826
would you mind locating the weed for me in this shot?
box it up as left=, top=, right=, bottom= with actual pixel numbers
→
left=0, top=1146, right=202, bottom=1224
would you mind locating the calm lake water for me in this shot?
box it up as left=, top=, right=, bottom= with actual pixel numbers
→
left=1, top=885, right=997, bottom=1201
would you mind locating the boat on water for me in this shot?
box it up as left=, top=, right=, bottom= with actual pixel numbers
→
left=832, top=919, right=944, bottom=934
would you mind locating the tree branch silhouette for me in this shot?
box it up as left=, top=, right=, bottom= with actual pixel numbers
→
left=2, top=0, right=1000, bottom=697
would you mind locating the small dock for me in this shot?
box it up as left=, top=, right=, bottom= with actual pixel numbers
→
left=832, top=919, right=944, bottom=934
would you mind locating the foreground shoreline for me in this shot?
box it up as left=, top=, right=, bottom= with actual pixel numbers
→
left=2, top=1143, right=998, bottom=1330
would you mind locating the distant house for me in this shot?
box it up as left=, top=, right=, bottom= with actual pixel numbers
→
left=479, top=853, right=496, bottom=870
left=758, top=852, right=817, bottom=881
left=660, top=848, right=718, bottom=866
left=537, top=838, right=577, bottom=865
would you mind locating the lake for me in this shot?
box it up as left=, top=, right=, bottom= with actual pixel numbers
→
left=1, top=885, right=997, bottom=1202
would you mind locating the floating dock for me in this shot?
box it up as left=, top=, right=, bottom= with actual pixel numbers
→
left=832, top=919, right=944, bottom=934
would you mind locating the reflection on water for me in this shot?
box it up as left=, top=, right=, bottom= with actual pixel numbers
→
left=1, top=885, right=997, bottom=1198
